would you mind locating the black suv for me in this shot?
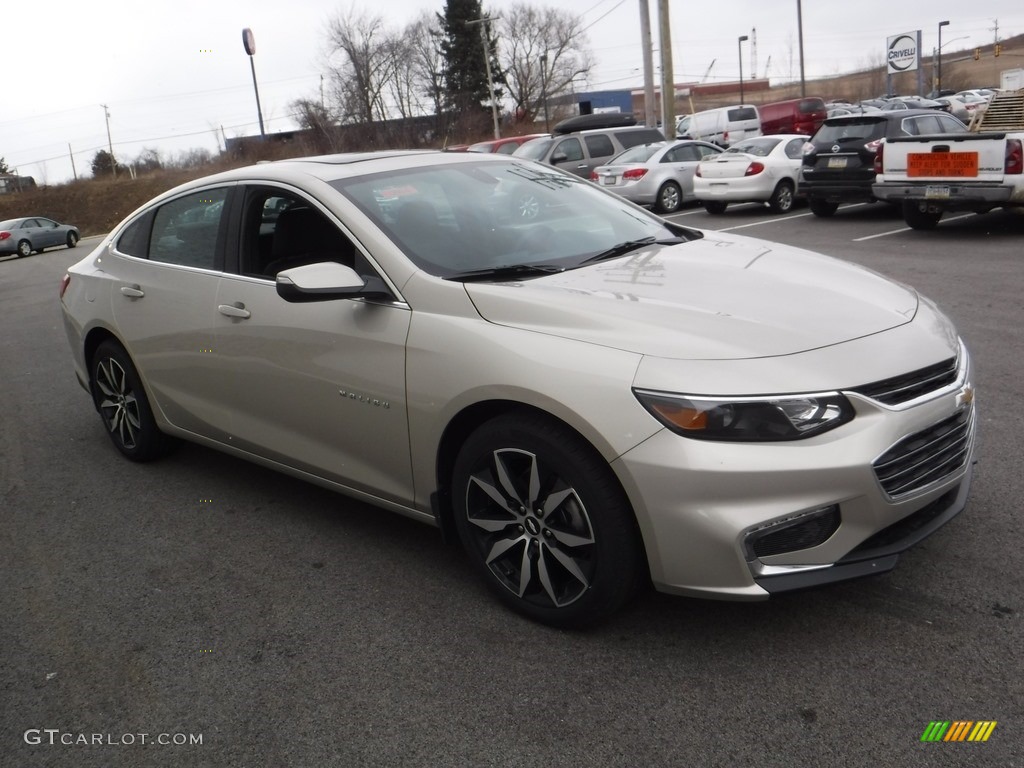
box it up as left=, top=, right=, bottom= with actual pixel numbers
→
left=801, top=110, right=968, bottom=217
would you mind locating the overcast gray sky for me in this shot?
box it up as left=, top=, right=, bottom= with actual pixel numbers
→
left=4, top=0, right=1022, bottom=184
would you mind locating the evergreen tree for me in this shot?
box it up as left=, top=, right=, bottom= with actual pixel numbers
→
left=437, top=0, right=503, bottom=117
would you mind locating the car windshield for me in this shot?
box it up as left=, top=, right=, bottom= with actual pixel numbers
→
left=725, top=137, right=782, bottom=156
left=611, top=143, right=665, bottom=164
left=512, top=138, right=553, bottom=161
left=331, top=159, right=698, bottom=279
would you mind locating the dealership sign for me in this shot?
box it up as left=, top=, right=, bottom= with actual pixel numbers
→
left=887, top=31, right=920, bottom=74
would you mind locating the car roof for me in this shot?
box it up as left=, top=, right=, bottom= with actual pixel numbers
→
left=822, top=108, right=946, bottom=124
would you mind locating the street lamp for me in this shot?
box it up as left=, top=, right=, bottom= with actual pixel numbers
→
left=937, top=20, right=950, bottom=93
left=466, top=17, right=501, bottom=140
left=540, top=53, right=550, bottom=133
left=242, top=28, right=266, bottom=139
left=738, top=35, right=749, bottom=103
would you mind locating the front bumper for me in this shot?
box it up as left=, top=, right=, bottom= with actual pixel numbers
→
left=612, top=352, right=976, bottom=601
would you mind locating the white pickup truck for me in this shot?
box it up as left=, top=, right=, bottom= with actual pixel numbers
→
left=872, top=89, right=1024, bottom=229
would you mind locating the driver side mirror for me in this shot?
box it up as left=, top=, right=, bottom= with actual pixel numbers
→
left=276, top=262, right=391, bottom=303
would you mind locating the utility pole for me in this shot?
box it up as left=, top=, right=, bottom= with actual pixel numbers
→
left=657, top=0, right=674, bottom=136
left=638, top=0, right=657, bottom=128
left=68, top=144, right=78, bottom=181
left=796, top=0, right=806, bottom=97
left=466, top=17, right=501, bottom=139
left=100, top=104, right=116, bottom=178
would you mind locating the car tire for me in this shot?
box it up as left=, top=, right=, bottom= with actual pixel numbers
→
left=67, top=232, right=79, bottom=248
left=90, top=340, right=174, bottom=462
left=702, top=201, right=728, bottom=215
left=656, top=181, right=683, bottom=213
left=902, top=201, right=943, bottom=230
left=452, top=411, right=643, bottom=627
left=809, top=198, right=839, bottom=218
left=16, top=239, right=32, bottom=258
left=768, top=181, right=795, bottom=213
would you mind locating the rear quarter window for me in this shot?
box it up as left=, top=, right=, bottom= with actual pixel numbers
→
left=615, top=129, right=664, bottom=150
left=727, top=107, right=758, bottom=121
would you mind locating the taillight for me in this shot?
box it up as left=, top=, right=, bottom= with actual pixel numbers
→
left=801, top=142, right=815, bottom=156
left=60, top=273, right=71, bottom=299
left=874, top=141, right=885, bottom=174
left=589, top=171, right=599, bottom=181
left=622, top=168, right=648, bottom=180
left=695, top=166, right=702, bottom=178
left=744, top=162, right=765, bottom=176
left=0, top=231, right=10, bottom=241
left=1006, top=139, right=1023, bottom=175
left=865, top=138, right=883, bottom=153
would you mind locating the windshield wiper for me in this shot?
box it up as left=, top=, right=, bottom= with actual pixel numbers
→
left=580, top=236, right=687, bottom=265
left=447, top=264, right=566, bottom=282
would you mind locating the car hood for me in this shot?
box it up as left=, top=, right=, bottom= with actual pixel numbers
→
left=463, top=232, right=918, bottom=360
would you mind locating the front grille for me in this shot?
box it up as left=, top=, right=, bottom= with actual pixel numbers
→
left=852, top=357, right=958, bottom=405
left=873, top=408, right=974, bottom=498
left=751, top=506, right=841, bottom=558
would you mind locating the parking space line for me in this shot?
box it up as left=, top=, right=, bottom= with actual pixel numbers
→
left=852, top=213, right=976, bottom=242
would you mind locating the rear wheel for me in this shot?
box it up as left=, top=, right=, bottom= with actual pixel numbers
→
left=452, top=412, right=643, bottom=627
left=656, top=181, right=682, bottom=213
left=16, top=240, right=32, bottom=257
left=91, top=340, right=174, bottom=461
left=809, top=198, right=839, bottom=218
left=903, top=201, right=943, bottom=230
left=702, top=201, right=728, bottom=215
left=67, top=232, right=79, bottom=248
left=768, top=180, right=795, bottom=213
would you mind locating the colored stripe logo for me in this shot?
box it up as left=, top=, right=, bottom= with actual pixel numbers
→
left=921, top=721, right=997, bottom=742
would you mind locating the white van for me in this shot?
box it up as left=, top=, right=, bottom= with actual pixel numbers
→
left=676, top=105, right=761, bottom=147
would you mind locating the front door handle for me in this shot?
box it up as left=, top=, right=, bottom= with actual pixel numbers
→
left=120, top=285, right=144, bottom=298
left=218, top=302, right=251, bottom=319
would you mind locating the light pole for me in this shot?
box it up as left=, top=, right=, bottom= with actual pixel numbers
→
left=738, top=35, right=749, bottom=103
left=242, top=28, right=266, bottom=139
left=466, top=17, right=501, bottom=139
left=540, top=53, right=550, bottom=133
left=937, top=20, right=950, bottom=93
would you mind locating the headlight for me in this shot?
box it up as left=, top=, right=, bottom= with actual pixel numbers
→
left=633, top=389, right=854, bottom=442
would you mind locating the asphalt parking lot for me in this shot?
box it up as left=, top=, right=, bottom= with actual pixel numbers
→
left=2, top=203, right=1022, bottom=767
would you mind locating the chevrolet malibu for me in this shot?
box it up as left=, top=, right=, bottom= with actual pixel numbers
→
left=60, top=151, right=976, bottom=626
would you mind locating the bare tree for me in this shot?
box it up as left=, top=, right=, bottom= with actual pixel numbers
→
left=290, top=98, right=343, bottom=153
left=498, top=3, right=593, bottom=124
left=325, top=7, right=400, bottom=130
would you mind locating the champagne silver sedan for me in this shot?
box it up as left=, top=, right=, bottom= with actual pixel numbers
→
left=60, top=151, right=976, bottom=626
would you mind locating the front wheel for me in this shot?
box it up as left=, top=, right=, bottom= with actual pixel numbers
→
left=903, top=201, right=943, bottom=230
left=809, top=198, right=839, bottom=218
left=768, top=181, right=795, bottom=213
left=91, top=340, right=174, bottom=461
left=452, top=412, right=643, bottom=627
left=656, top=181, right=682, bottom=213
left=702, top=201, right=728, bottom=215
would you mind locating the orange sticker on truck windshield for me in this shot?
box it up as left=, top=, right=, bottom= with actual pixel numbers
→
left=908, top=152, right=979, bottom=177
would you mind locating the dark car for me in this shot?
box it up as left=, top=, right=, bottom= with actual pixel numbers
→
left=0, top=217, right=80, bottom=257
left=800, top=110, right=968, bottom=217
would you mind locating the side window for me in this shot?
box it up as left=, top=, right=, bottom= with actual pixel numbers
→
left=668, top=145, right=700, bottom=163
left=584, top=134, right=615, bottom=159
left=115, top=211, right=155, bottom=258
left=554, top=138, right=584, bottom=163
left=496, top=142, right=519, bottom=155
left=937, top=115, right=969, bottom=133
left=785, top=138, right=806, bottom=159
left=240, top=188, right=357, bottom=278
left=149, top=188, right=229, bottom=269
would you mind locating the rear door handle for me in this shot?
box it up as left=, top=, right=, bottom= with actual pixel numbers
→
left=120, top=285, right=144, bottom=298
left=218, top=302, right=251, bottom=319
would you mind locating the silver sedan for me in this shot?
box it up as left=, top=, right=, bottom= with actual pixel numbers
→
left=60, top=151, right=975, bottom=627
left=0, top=216, right=80, bottom=257
left=591, top=140, right=722, bottom=213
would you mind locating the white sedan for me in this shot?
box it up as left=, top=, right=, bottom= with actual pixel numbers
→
left=693, top=135, right=809, bottom=214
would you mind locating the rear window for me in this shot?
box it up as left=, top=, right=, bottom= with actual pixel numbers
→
left=814, top=119, right=886, bottom=144
left=727, top=107, right=758, bottom=122
left=725, top=137, right=781, bottom=156
left=615, top=129, right=665, bottom=150
left=614, top=143, right=664, bottom=164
